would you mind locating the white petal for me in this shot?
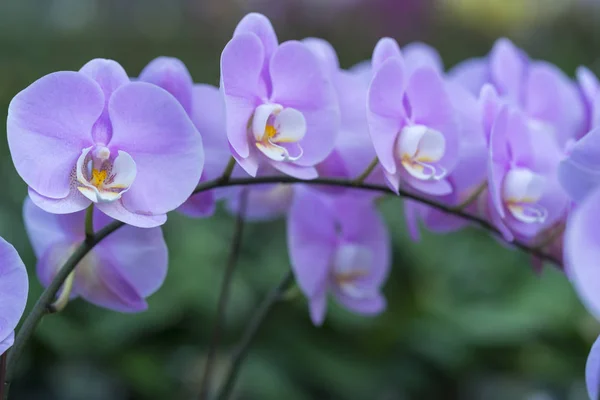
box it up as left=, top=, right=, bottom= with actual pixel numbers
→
left=105, top=150, right=136, bottom=191
left=252, top=103, right=283, bottom=141
left=256, top=141, right=286, bottom=161
left=402, top=159, right=446, bottom=181
left=397, top=125, right=427, bottom=159
left=95, top=191, right=122, bottom=203
left=333, top=244, right=372, bottom=277
left=256, top=141, right=303, bottom=162
left=502, top=168, right=545, bottom=203
left=77, top=186, right=100, bottom=203
left=75, top=146, right=103, bottom=202
left=507, top=203, right=548, bottom=224
left=402, top=162, right=428, bottom=180
left=415, top=127, right=445, bottom=162
left=75, top=146, right=94, bottom=186
left=273, top=107, right=306, bottom=143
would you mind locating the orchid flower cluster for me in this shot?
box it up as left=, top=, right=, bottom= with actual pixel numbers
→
left=3, top=11, right=600, bottom=398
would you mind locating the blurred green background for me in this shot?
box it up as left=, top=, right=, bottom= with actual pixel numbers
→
left=2, top=0, right=600, bottom=399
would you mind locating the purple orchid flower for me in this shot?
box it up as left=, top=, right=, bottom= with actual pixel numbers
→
left=563, top=185, right=600, bottom=322
left=561, top=111, right=600, bottom=400
left=7, top=59, right=204, bottom=228
left=405, top=79, right=488, bottom=239
left=135, top=57, right=283, bottom=221
left=302, top=37, right=385, bottom=200
left=138, top=57, right=231, bottom=217
left=302, top=37, right=354, bottom=183
left=304, top=37, right=381, bottom=180
left=488, top=104, right=569, bottom=242
left=23, top=197, right=167, bottom=312
left=577, top=66, right=600, bottom=135
left=367, top=37, right=461, bottom=197
left=559, top=125, right=600, bottom=204
left=0, top=238, right=28, bottom=355
left=586, top=334, right=600, bottom=400
left=449, top=38, right=585, bottom=147
left=287, top=187, right=390, bottom=326
left=391, top=41, right=488, bottom=238
left=225, top=36, right=379, bottom=221
left=220, top=13, right=339, bottom=180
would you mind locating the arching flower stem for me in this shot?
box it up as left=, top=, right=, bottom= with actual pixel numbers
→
left=84, top=205, right=95, bottom=241
left=4, top=174, right=562, bottom=400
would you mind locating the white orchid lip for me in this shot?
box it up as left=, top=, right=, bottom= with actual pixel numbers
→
left=332, top=244, right=377, bottom=300
left=252, top=103, right=306, bottom=162
left=397, top=124, right=447, bottom=181
left=502, top=168, right=548, bottom=224
left=76, top=146, right=137, bottom=203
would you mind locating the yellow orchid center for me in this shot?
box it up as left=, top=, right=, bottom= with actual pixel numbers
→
left=90, top=169, right=107, bottom=187
left=264, top=124, right=277, bottom=140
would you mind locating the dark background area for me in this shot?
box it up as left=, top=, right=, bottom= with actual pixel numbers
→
left=1, top=1, right=600, bottom=399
